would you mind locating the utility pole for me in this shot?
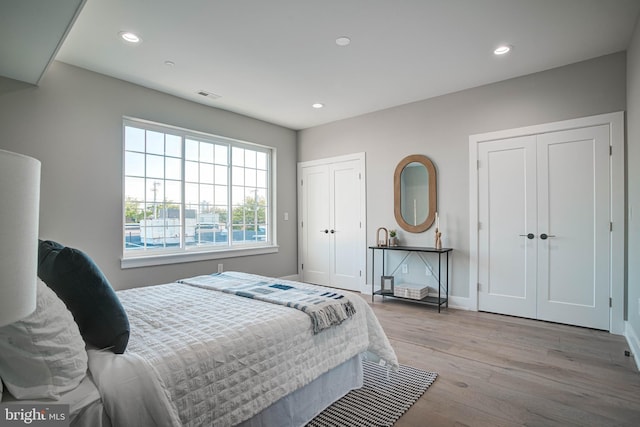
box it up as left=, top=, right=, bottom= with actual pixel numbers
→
left=151, top=181, right=160, bottom=218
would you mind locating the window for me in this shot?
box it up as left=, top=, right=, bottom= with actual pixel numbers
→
left=122, top=118, right=275, bottom=266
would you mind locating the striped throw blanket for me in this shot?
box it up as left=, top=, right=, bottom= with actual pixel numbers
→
left=178, top=272, right=356, bottom=334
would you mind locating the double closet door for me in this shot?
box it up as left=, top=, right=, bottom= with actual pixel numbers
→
left=298, top=154, right=366, bottom=292
left=477, top=125, right=610, bottom=330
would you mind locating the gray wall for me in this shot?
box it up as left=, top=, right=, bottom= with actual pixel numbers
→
left=627, top=16, right=640, bottom=345
left=0, top=62, right=298, bottom=290
left=298, top=52, right=627, bottom=301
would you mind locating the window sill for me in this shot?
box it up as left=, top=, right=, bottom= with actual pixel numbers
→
left=121, top=245, right=279, bottom=269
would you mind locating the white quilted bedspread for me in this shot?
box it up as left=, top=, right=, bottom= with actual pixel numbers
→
left=88, top=273, right=397, bottom=427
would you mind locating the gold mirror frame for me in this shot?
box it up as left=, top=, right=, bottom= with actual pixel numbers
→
left=393, top=154, right=437, bottom=233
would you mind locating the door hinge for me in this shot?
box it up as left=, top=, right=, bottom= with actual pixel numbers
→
left=478, top=222, right=482, bottom=230
left=477, top=282, right=481, bottom=291
left=301, top=263, right=304, bottom=270
left=301, top=221, right=303, bottom=228
left=610, top=222, right=613, bottom=232
left=477, top=160, right=480, bottom=169
left=609, top=297, right=612, bottom=307
left=300, top=179, right=303, bottom=186
left=610, top=146, right=613, bottom=156
left=359, top=270, right=362, bottom=277
left=358, top=172, right=362, bottom=180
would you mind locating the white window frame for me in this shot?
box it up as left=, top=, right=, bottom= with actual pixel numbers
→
left=121, top=117, right=278, bottom=269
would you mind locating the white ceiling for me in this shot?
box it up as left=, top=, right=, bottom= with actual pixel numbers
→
left=52, top=0, right=640, bottom=130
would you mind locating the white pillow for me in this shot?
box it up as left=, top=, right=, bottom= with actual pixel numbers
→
left=0, top=279, right=88, bottom=399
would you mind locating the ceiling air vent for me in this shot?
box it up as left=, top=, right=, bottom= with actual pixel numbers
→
left=196, top=90, right=221, bottom=99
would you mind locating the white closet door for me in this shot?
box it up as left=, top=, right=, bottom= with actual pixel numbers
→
left=478, top=136, right=537, bottom=318
left=299, top=154, right=365, bottom=292
left=331, top=160, right=363, bottom=291
left=300, top=164, right=331, bottom=285
left=536, top=125, right=610, bottom=330
left=477, top=125, right=610, bottom=330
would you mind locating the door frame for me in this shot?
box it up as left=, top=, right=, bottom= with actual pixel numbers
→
left=468, top=112, right=625, bottom=334
left=297, top=152, right=367, bottom=291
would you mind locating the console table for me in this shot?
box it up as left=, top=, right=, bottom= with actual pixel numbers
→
left=369, top=245, right=452, bottom=312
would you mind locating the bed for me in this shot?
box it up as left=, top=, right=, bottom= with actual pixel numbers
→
left=1, top=242, right=398, bottom=427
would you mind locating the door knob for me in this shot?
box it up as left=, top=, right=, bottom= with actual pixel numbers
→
left=540, top=233, right=556, bottom=240
left=330, top=229, right=336, bottom=234
left=320, top=229, right=329, bottom=234
left=519, top=233, right=535, bottom=239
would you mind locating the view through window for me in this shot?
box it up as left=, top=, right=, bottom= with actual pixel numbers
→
left=123, top=119, right=271, bottom=257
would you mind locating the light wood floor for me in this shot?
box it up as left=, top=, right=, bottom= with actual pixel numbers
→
left=365, top=297, right=640, bottom=427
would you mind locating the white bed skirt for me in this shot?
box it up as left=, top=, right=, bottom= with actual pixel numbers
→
left=238, top=356, right=363, bottom=427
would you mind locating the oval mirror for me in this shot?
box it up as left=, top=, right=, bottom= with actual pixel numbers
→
left=394, top=154, right=437, bottom=233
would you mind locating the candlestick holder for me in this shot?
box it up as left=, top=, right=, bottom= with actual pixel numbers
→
left=434, top=228, right=442, bottom=249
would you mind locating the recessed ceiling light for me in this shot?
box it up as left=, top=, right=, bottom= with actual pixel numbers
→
left=119, top=31, right=141, bottom=44
left=494, top=45, right=512, bottom=55
left=335, top=36, right=351, bottom=47
left=312, top=103, right=324, bottom=109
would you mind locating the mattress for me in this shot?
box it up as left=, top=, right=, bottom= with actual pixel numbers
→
left=89, top=272, right=398, bottom=427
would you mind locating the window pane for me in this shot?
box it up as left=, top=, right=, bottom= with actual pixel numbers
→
left=146, top=179, right=163, bottom=206
left=232, top=186, right=244, bottom=206
left=215, top=165, right=227, bottom=185
left=185, top=139, right=199, bottom=161
left=185, top=183, right=199, bottom=205
left=200, top=142, right=214, bottom=163
left=231, top=207, right=245, bottom=225
left=185, top=161, right=199, bottom=182
left=200, top=163, right=214, bottom=184
left=232, top=147, right=244, bottom=166
left=256, top=188, right=267, bottom=202
left=125, top=176, right=145, bottom=201
left=245, top=168, right=257, bottom=187
left=232, top=166, right=244, bottom=186
left=214, top=185, right=227, bottom=205
left=256, top=152, right=267, bottom=170
left=146, top=154, right=164, bottom=179
left=147, top=131, right=164, bottom=155
left=215, top=145, right=228, bottom=164
left=245, top=150, right=257, bottom=168
left=125, top=151, right=145, bottom=177
left=256, top=170, right=267, bottom=188
left=166, top=134, right=182, bottom=157
left=125, top=127, right=145, bottom=152
left=165, top=180, right=181, bottom=203
left=199, top=184, right=214, bottom=206
left=165, top=157, right=181, bottom=180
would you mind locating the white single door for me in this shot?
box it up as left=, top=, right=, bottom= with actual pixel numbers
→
left=478, top=125, right=610, bottom=330
left=478, top=136, right=538, bottom=318
left=299, top=154, right=365, bottom=292
left=536, top=126, right=610, bottom=330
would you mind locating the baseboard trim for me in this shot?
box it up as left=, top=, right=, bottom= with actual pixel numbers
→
left=448, top=295, right=472, bottom=311
left=280, top=274, right=300, bottom=281
left=624, top=321, right=640, bottom=371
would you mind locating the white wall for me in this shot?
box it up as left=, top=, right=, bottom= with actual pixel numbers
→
left=626, top=14, right=640, bottom=362
left=0, top=62, right=298, bottom=290
left=298, top=52, right=627, bottom=303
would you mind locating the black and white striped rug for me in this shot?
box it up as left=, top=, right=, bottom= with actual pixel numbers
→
left=307, top=361, right=438, bottom=427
